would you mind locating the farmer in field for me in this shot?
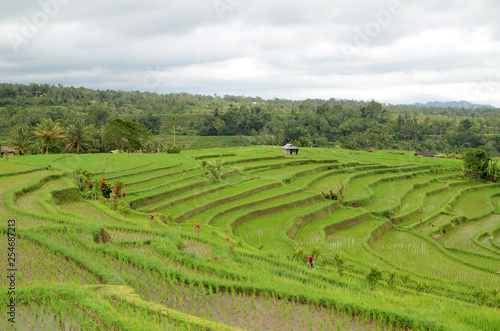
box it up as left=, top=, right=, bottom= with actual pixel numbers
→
left=308, top=255, right=314, bottom=268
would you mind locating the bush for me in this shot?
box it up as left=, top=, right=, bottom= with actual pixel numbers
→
left=73, top=169, right=92, bottom=192
left=167, top=146, right=180, bottom=154
left=463, top=148, right=498, bottom=182
left=205, top=159, right=224, bottom=179
left=366, top=266, right=382, bottom=290
left=333, top=253, right=345, bottom=277
left=322, top=190, right=339, bottom=200
left=100, top=178, right=112, bottom=198
left=292, top=247, right=305, bottom=262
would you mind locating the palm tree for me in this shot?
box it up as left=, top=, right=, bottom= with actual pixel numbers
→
left=10, top=127, right=32, bottom=155
left=65, top=119, right=90, bottom=154
left=89, top=129, right=110, bottom=153
left=171, top=115, right=177, bottom=146
left=31, top=118, right=66, bottom=154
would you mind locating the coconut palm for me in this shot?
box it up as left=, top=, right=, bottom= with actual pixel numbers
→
left=10, top=127, right=32, bottom=155
left=89, top=129, right=110, bottom=153
left=65, top=119, right=90, bottom=154
left=31, top=118, right=66, bottom=154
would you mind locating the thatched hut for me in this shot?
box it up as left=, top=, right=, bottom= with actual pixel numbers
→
left=1, top=146, right=17, bottom=158
left=283, top=143, right=299, bottom=155
left=415, top=150, right=436, bottom=157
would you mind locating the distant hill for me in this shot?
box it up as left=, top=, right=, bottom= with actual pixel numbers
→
left=411, top=101, right=493, bottom=109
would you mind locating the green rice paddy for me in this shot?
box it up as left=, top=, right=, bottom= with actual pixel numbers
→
left=0, top=146, right=499, bottom=331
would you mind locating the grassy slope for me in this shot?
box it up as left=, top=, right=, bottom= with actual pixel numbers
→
left=0, top=147, right=499, bottom=331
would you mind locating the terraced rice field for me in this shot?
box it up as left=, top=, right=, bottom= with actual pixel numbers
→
left=295, top=208, right=366, bottom=248
left=1, top=147, right=499, bottom=331
left=373, top=231, right=500, bottom=288
left=438, top=214, right=500, bottom=255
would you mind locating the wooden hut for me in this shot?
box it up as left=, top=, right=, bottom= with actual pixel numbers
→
left=415, top=150, right=436, bottom=157
left=1, top=146, right=17, bottom=158
left=283, top=143, right=299, bottom=155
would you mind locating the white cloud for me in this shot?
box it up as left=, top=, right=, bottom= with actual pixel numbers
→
left=1, top=0, right=500, bottom=106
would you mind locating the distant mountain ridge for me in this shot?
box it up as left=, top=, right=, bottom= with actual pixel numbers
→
left=411, top=100, right=493, bottom=109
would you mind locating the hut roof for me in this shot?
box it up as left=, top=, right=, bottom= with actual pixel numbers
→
left=283, top=144, right=299, bottom=150
left=416, top=150, right=436, bottom=157
left=1, top=146, right=16, bottom=153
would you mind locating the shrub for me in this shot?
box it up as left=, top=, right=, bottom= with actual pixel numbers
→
left=311, top=246, right=321, bottom=260
left=333, top=253, right=345, bottom=277
left=201, top=160, right=208, bottom=174
left=463, top=148, right=498, bottom=182
left=400, top=272, right=411, bottom=295
left=101, top=195, right=130, bottom=216
left=73, top=169, right=92, bottom=192
left=430, top=166, right=441, bottom=174
left=473, top=287, right=488, bottom=306
left=100, top=178, right=112, bottom=198
left=323, top=190, right=338, bottom=200
left=366, top=266, right=383, bottom=290
left=167, top=146, right=180, bottom=154
left=337, top=179, right=350, bottom=204
left=292, top=247, right=305, bottom=262
left=206, top=159, right=224, bottom=180
left=387, top=271, right=397, bottom=293
left=112, top=183, right=127, bottom=200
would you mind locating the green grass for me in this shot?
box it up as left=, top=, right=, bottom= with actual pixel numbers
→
left=211, top=191, right=317, bottom=229
left=345, top=167, right=429, bottom=202
left=364, top=171, right=454, bottom=213
left=450, top=187, right=499, bottom=218
left=373, top=230, right=500, bottom=288
left=438, top=214, right=500, bottom=256
left=397, top=180, right=451, bottom=215
left=235, top=201, right=330, bottom=252
left=2, top=147, right=500, bottom=331
left=295, top=207, right=366, bottom=247
left=327, top=218, right=387, bottom=266
left=398, top=181, right=486, bottom=227
left=190, top=185, right=293, bottom=225
left=0, top=158, right=41, bottom=174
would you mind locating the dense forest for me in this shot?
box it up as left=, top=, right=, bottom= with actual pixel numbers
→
left=0, top=83, right=499, bottom=156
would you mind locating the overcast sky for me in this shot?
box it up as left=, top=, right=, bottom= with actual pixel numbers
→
left=2, top=0, right=500, bottom=106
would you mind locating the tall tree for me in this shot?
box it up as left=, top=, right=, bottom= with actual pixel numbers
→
left=65, top=119, right=90, bottom=154
left=10, top=127, right=32, bottom=155
left=89, top=129, right=110, bottom=153
left=105, top=118, right=148, bottom=152
left=31, top=118, right=66, bottom=154
left=463, top=148, right=498, bottom=182
left=463, top=148, right=490, bottom=180
left=171, top=116, right=177, bottom=146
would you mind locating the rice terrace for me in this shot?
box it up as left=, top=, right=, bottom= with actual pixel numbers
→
left=1, top=146, right=500, bottom=331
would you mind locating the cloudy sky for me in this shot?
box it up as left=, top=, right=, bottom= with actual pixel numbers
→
left=2, top=0, right=500, bottom=106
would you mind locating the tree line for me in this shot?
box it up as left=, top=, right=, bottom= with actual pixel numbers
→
left=0, top=83, right=499, bottom=156
left=5, top=117, right=157, bottom=155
